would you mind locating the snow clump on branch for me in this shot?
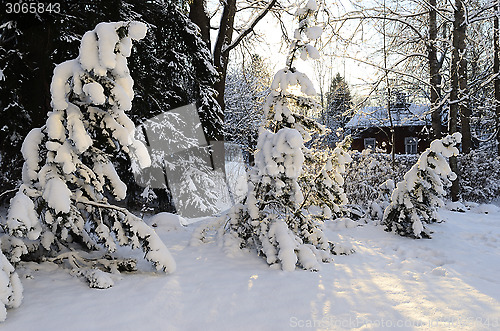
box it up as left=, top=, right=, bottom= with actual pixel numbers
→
left=2, top=21, right=175, bottom=307
left=383, top=133, right=462, bottom=238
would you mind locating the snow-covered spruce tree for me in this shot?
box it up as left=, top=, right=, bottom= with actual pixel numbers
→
left=382, top=133, right=462, bottom=238
left=301, top=136, right=352, bottom=221
left=3, top=22, right=176, bottom=286
left=124, top=2, right=223, bottom=215
left=368, top=179, right=395, bottom=222
left=0, top=240, right=22, bottom=322
left=220, top=0, right=349, bottom=271
left=0, top=2, right=222, bottom=215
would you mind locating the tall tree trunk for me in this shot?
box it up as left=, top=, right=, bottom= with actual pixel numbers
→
left=382, top=0, right=395, bottom=167
left=429, top=0, right=442, bottom=139
left=449, top=0, right=467, bottom=201
left=190, top=0, right=276, bottom=121
left=455, top=1, right=470, bottom=154
left=460, top=68, right=471, bottom=154
left=189, top=0, right=211, bottom=49
left=213, top=0, right=236, bottom=120
left=200, top=0, right=236, bottom=173
left=495, top=1, right=500, bottom=155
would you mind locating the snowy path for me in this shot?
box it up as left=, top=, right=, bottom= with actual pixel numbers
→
left=2, top=208, right=500, bottom=330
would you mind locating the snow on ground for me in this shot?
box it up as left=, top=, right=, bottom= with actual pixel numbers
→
left=2, top=207, right=500, bottom=330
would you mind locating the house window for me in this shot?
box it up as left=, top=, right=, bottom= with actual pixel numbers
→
left=364, top=138, right=376, bottom=150
left=405, top=137, right=418, bottom=154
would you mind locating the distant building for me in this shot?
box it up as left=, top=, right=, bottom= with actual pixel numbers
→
left=345, top=103, right=431, bottom=154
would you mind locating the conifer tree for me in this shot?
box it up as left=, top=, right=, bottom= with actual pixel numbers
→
left=0, top=1, right=222, bottom=215
left=322, top=73, right=352, bottom=144
left=3, top=22, right=176, bottom=287
left=0, top=241, right=22, bottom=322
left=221, top=0, right=351, bottom=271
left=300, top=136, right=352, bottom=221
left=383, top=133, right=462, bottom=238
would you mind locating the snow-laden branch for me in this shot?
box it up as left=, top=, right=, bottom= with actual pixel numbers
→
left=75, top=197, right=176, bottom=273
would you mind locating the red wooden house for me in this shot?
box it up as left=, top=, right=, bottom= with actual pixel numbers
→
left=345, top=103, right=432, bottom=154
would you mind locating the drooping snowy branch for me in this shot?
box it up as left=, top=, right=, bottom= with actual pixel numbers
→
left=216, top=0, right=352, bottom=271
left=383, top=133, right=462, bottom=238
left=4, top=21, right=176, bottom=283
left=0, top=242, right=23, bottom=322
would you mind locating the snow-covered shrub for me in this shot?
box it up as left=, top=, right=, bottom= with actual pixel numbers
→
left=215, top=0, right=352, bottom=271
left=0, top=241, right=22, bottom=321
left=344, top=150, right=418, bottom=211
left=133, top=104, right=223, bottom=218
left=301, top=136, right=352, bottom=220
left=383, top=133, right=462, bottom=238
left=368, top=179, right=395, bottom=221
left=165, top=149, right=221, bottom=218
left=458, top=149, right=500, bottom=203
left=3, top=22, right=176, bottom=283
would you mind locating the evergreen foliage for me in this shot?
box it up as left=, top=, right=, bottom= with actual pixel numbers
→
left=300, top=137, right=352, bottom=221
left=383, top=133, right=462, bottom=238
left=219, top=0, right=351, bottom=271
left=0, top=240, right=22, bottom=322
left=0, top=1, right=221, bottom=214
left=4, top=22, right=176, bottom=286
left=458, top=149, right=500, bottom=203
left=322, top=73, right=352, bottom=144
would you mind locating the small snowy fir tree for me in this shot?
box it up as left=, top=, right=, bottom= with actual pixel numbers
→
left=216, top=0, right=351, bottom=271
left=168, top=151, right=220, bottom=218
left=383, top=133, right=462, bottom=238
left=301, top=136, right=352, bottom=221
left=0, top=240, right=22, bottom=322
left=3, top=22, right=176, bottom=288
left=368, top=179, right=395, bottom=222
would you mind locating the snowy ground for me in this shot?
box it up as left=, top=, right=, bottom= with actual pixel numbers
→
left=2, top=205, right=500, bottom=330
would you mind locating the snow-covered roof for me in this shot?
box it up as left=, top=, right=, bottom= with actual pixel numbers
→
left=346, top=104, right=430, bottom=128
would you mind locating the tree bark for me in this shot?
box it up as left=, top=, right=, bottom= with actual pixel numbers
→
left=456, top=2, right=470, bottom=154
left=495, top=1, right=500, bottom=155
left=449, top=0, right=467, bottom=201
left=428, top=0, right=442, bottom=139
left=213, top=0, right=237, bottom=120
left=189, top=0, right=211, bottom=49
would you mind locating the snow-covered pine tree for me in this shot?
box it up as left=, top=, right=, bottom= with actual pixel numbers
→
left=321, top=73, right=353, bottom=145
left=3, top=22, right=176, bottom=285
left=124, top=2, right=224, bottom=215
left=220, top=0, right=350, bottom=271
left=0, top=2, right=222, bottom=215
left=300, top=136, right=352, bottom=221
left=383, top=133, right=462, bottom=238
left=0, top=240, right=22, bottom=322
